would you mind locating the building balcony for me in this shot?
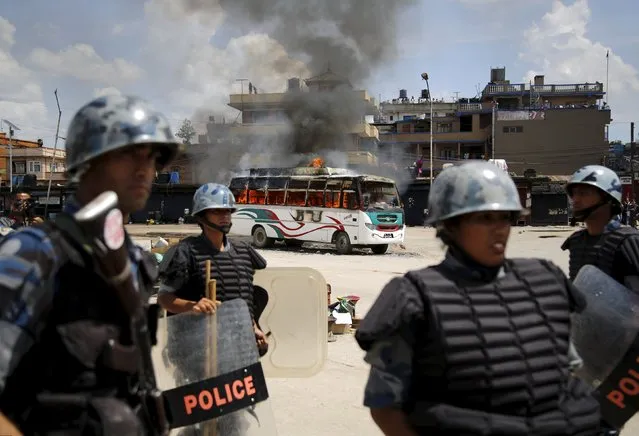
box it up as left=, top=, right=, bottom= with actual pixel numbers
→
left=482, top=82, right=604, bottom=98
left=379, top=128, right=490, bottom=144
left=228, top=89, right=378, bottom=114
left=229, top=122, right=379, bottom=139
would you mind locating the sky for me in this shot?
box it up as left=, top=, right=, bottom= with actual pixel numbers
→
left=0, top=0, right=637, bottom=148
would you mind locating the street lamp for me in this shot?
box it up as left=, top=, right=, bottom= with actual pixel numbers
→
left=421, top=72, right=434, bottom=183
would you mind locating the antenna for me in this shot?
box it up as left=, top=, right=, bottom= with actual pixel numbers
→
left=45, top=89, right=62, bottom=218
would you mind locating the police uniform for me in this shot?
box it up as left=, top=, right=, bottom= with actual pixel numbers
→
left=0, top=200, right=159, bottom=434
left=355, top=161, right=601, bottom=436
left=0, top=94, right=181, bottom=435
left=562, top=165, right=639, bottom=286
left=158, top=234, right=267, bottom=319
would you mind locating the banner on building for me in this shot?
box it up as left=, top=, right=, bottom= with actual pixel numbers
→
left=497, top=111, right=546, bottom=121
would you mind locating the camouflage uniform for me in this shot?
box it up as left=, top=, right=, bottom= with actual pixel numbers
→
left=0, top=95, right=180, bottom=434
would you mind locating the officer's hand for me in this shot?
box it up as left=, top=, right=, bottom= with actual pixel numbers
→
left=192, top=298, right=221, bottom=314
left=255, top=326, right=269, bottom=356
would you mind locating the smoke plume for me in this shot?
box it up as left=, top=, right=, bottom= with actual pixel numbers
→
left=171, top=0, right=417, bottom=187
left=172, top=0, right=414, bottom=81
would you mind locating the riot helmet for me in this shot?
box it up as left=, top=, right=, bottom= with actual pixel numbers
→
left=65, top=95, right=181, bottom=181
left=192, top=183, right=236, bottom=234
left=426, top=160, right=525, bottom=225
left=565, top=165, right=622, bottom=222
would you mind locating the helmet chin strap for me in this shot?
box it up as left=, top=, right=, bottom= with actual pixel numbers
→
left=199, top=218, right=232, bottom=234
left=571, top=200, right=609, bottom=223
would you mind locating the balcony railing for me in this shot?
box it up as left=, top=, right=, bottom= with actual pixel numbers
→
left=458, top=103, right=484, bottom=111
left=483, top=82, right=604, bottom=96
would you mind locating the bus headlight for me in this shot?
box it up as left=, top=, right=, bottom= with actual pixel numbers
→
left=365, top=223, right=375, bottom=231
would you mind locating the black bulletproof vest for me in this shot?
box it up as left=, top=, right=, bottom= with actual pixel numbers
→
left=562, top=227, right=637, bottom=281
left=0, top=220, right=159, bottom=434
left=404, top=258, right=600, bottom=436
left=173, top=235, right=260, bottom=319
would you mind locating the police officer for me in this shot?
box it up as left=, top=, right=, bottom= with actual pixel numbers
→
left=0, top=94, right=180, bottom=435
left=0, top=191, right=35, bottom=230
left=157, top=183, right=269, bottom=354
left=355, top=161, right=601, bottom=436
left=562, top=165, right=639, bottom=285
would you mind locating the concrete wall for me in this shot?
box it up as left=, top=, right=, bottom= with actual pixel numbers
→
left=494, top=108, right=611, bottom=175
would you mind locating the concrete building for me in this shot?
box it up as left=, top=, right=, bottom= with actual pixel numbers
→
left=226, top=69, right=380, bottom=158
left=374, top=67, right=611, bottom=176
left=0, top=132, right=66, bottom=186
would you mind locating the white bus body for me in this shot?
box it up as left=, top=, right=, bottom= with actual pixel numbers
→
left=228, top=167, right=405, bottom=255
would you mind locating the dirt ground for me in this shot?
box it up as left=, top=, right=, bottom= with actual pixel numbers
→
left=129, top=224, right=639, bottom=435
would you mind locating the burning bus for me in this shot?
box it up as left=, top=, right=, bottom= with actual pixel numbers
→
left=228, top=158, right=405, bottom=254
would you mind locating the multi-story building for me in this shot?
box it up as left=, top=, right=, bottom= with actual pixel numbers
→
left=0, top=132, right=67, bottom=186
left=374, top=67, right=611, bottom=176
left=226, top=69, right=380, bottom=164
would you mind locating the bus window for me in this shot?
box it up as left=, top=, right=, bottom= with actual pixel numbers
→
left=342, top=190, right=358, bottom=209
left=266, top=177, right=288, bottom=205
left=229, top=177, right=249, bottom=204
left=340, top=178, right=358, bottom=209
left=248, top=177, right=267, bottom=205
left=361, top=180, right=401, bottom=209
left=286, top=178, right=309, bottom=206
left=307, top=179, right=327, bottom=207
left=325, top=180, right=342, bottom=208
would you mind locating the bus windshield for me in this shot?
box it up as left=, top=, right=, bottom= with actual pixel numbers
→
left=361, top=181, right=401, bottom=210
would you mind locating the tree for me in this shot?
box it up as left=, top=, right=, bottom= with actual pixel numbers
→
left=176, top=118, right=197, bottom=145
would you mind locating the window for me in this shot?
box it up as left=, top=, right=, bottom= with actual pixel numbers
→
left=28, top=161, right=41, bottom=173
left=247, top=177, right=268, bottom=205
left=12, top=161, right=26, bottom=174
left=307, top=179, right=327, bottom=207
left=285, top=178, right=309, bottom=206
left=229, top=177, right=249, bottom=204
left=341, top=179, right=358, bottom=210
left=503, top=126, right=524, bottom=133
left=266, top=177, right=288, bottom=205
left=325, top=179, right=342, bottom=208
left=438, top=123, right=453, bottom=133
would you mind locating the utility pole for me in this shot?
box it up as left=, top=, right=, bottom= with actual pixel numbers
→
left=632, top=122, right=636, bottom=201
left=2, top=119, right=21, bottom=193
left=45, top=89, right=62, bottom=217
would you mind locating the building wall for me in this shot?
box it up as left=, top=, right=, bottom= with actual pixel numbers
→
left=494, top=108, right=611, bottom=175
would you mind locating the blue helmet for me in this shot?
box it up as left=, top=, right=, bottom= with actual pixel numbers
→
left=427, top=160, right=525, bottom=224
left=65, top=95, right=181, bottom=179
left=192, top=183, right=236, bottom=216
left=566, top=165, right=622, bottom=205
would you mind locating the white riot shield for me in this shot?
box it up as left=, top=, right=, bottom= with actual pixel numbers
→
left=252, top=267, right=328, bottom=378
left=153, top=299, right=278, bottom=435
left=571, top=265, right=639, bottom=430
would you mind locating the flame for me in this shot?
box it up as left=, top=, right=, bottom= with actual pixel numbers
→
left=309, top=157, right=325, bottom=168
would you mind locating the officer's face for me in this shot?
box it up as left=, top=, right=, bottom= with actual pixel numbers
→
left=569, top=185, right=603, bottom=212
left=89, top=145, right=160, bottom=214
left=204, top=209, right=233, bottom=226
left=454, top=211, right=511, bottom=267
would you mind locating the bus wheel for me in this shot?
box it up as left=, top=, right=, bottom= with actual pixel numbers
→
left=334, top=232, right=352, bottom=255
left=252, top=226, right=274, bottom=248
left=371, top=244, right=389, bottom=255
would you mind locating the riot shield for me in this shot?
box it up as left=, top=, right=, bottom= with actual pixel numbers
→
left=153, top=298, right=278, bottom=435
left=252, top=267, right=328, bottom=378
left=571, top=265, right=639, bottom=430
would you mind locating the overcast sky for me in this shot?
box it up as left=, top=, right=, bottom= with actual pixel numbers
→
left=1, top=0, right=637, bottom=148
